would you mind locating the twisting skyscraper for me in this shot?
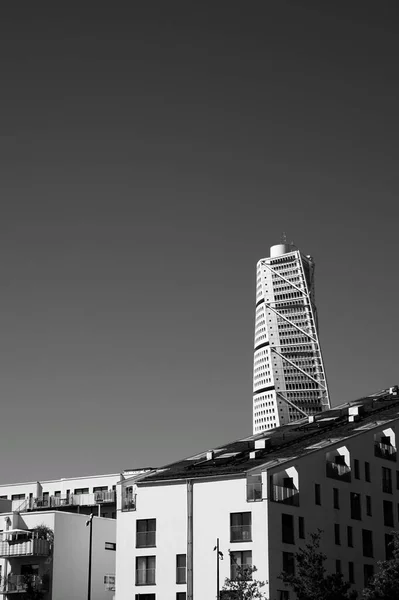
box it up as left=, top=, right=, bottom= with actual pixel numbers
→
left=253, top=242, right=330, bottom=433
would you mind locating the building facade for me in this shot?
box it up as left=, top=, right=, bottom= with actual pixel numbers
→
left=0, top=508, right=116, bottom=600
left=115, top=386, right=398, bottom=600
left=253, top=242, right=330, bottom=434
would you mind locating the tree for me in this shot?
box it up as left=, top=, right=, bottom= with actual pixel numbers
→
left=222, top=562, right=267, bottom=600
left=362, top=530, right=399, bottom=600
left=279, top=530, right=357, bottom=600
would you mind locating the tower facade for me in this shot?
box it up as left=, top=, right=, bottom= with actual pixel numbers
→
left=253, top=243, right=330, bottom=433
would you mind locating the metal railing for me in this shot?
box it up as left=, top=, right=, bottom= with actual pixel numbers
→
left=136, top=531, right=156, bottom=548
left=122, top=496, right=136, bottom=511
left=271, top=484, right=300, bottom=506
left=0, top=574, right=45, bottom=593
left=230, top=525, right=252, bottom=542
left=375, top=442, right=397, bottom=461
left=136, top=568, right=156, bottom=585
left=16, top=490, right=116, bottom=513
left=0, top=537, right=50, bottom=558
left=326, top=461, right=352, bottom=482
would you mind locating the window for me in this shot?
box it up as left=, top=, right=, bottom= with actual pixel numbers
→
left=385, top=534, right=394, bottom=560
left=366, top=495, right=372, bottom=516
left=362, top=529, right=373, bottom=558
left=230, top=512, right=252, bottom=542
left=336, top=559, right=341, bottom=574
left=315, top=483, right=321, bottom=505
left=176, top=554, right=186, bottom=584
left=382, top=467, right=392, bottom=493
left=93, top=486, right=108, bottom=493
left=176, top=594, right=187, bottom=600
left=397, top=471, right=399, bottom=490
left=136, top=556, right=156, bottom=585
left=354, top=459, right=360, bottom=479
left=11, top=494, right=25, bottom=501
left=282, top=514, right=295, bottom=544
left=123, top=486, right=136, bottom=511
left=282, top=552, right=295, bottom=575
left=135, top=595, right=155, bottom=600
left=230, top=551, right=252, bottom=580
left=277, top=592, right=290, bottom=600
left=347, top=526, right=353, bottom=548
left=136, top=519, right=156, bottom=548
left=383, top=500, right=394, bottom=527
left=364, top=564, right=374, bottom=587
left=104, top=574, right=115, bottom=591
left=334, top=524, right=341, bottom=545
left=0, top=495, right=7, bottom=500
left=350, top=492, right=361, bottom=520
left=333, top=488, right=339, bottom=509
left=365, top=462, right=371, bottom=482
left=105, top=542, right=116, bottom=551
left=74, top=488, right=89, bottom=495
left=247, top=474, right=262, bottom=502
left=298, top=516, right=305, bottom=539
left=349, top=561, right=355, bottom=584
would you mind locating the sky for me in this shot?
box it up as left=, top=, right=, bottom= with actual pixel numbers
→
left=0, top=2, right=398, bottom=482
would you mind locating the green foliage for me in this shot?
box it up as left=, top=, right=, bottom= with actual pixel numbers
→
left=32, top=523, right=54, bottom=545
left=222, top=563, right=267, bottom=600
left=279, top=530, right=357, bottom=600
left=21, top=575, right=45, bottom=600
left=362, top=531, right=399, bottom=600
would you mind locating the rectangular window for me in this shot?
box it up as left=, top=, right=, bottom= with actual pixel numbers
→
left=350, top=492, right=362, bottom=520
left=333, top=488, right=339, bottom=509
left=0, top=495, right=7, bottom=500
left=354, top=459, right=360, bottom=479
left=382, top=467, right=393, bottom=493
left=385, top=534, right=394, bottom=560
left=315, top=483, right=321, bottom=506
left=365, top=462, right=371, bottom=482
left=230, top=550, right=252, bottom=580
left=334, top=523, right=341, bottom=545
left=364, top=564, right=374, bottom=587
left=336, top=559, right=341, bottom=574
left=383, top=500, right=394, bottom=527
left=282, top=514, right=295, bottom=544
left=396, top=471, right=399, bottom=490
left=176, top=554, right=186, bottom=584
left=349, top=561, right=355, bottom=584
left=298, top=516, right=305, bottom=539
left=277, top=592, right=289, bottom=600
left=105, top=542, right=116, bottom=551
left=177, top=594, right=187, bottom=600
left=93, top=486, right=108, bottom=493
left=230, top=512, right=252, bottom=542
left=282, top=552, right=295, bottom=575
left=11, top=494, right=25, bottom=501
left=347, top=526, right=353, bottom=547
left=362, top=529, right=373, bottom=558
left=136, top=556, right=156, bottom=585
left=366, top=495, right=372, bottom=516
left=74, top=488, right=89, bottom=495
left=136, top=519, right=156, bottom=548
left=104, top=574, right=115, bottom=591
left=135, top=595, right=156, bottom=600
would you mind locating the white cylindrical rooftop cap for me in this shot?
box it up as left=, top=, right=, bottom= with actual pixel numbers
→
left=270, top=244, right=292, bottom=258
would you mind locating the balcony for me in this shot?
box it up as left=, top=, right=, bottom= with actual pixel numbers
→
left=0, top=574, right=47, bottom=595
left=19, top=490, right=116, bottom=512
left=0, top=536, right=50, bottom=558
left=375, top=442, right=397, bottom=462
left=271, top=484, right=299, bottom=506
left=326, top=461, right=351, bottom=482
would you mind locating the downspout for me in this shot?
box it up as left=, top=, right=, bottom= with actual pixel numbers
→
left=187, top=479, right=193, bottom=600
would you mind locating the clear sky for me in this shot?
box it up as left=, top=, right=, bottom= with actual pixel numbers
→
left=0, top=2, right=398, bottom=483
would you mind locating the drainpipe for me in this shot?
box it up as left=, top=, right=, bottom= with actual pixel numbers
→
left=187, top=480, right=193, bottom=600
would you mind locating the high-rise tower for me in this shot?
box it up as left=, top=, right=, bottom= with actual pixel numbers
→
left=253, top=242, right=330, bottom=433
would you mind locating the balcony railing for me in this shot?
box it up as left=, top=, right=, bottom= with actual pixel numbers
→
left=18, top=490, right=116, bottom=512
left=136, top=568, right=156, bottom=585
left=0, top=538, right=50, bottom=558
left=375, top=442, right=397, bottom=461
left=326, top=461, right=352, bottom=482
left=136, top=531, right=156, bottom=548
left=122, top=496, right=136, bottom=511
left=271, top=484, right=299, bottom=506
left=0, top=574, right=46, bottom=594
left=230, top=525, right=252, bottom=542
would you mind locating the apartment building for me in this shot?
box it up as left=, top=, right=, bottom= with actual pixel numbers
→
left=116, top=385, right=398, bottom=600
left=253, top=242, right=330, bottom=433
left=0, top=507, right=116, bottom=600
left=0, top=472, right=121, bottom=519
